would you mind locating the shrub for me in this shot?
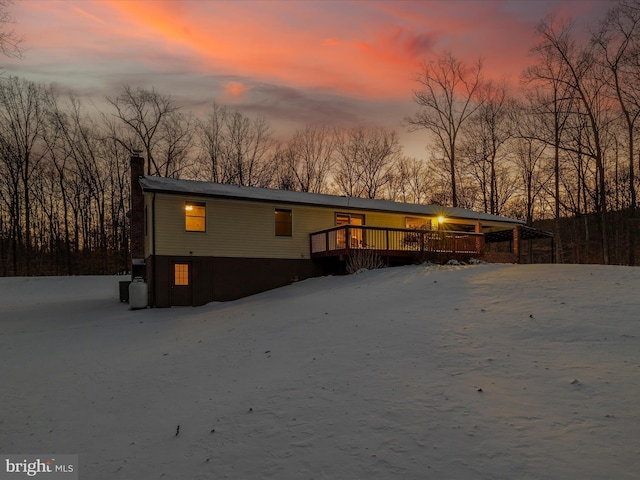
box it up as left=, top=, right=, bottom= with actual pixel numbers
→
left=346, top=249, right=385, bottom=274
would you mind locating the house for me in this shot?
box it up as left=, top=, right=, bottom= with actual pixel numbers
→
left=129, top=154, right=551, bottom=307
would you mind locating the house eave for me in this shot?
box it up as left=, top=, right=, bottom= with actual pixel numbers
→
left=138, top=176, right=525, bottom=227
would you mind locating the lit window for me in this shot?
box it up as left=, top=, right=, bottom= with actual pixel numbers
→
left=335, top=213, right=364, bottom=226
left=406, top=217, right=430, bottom=230
left=185, top=202, right=206, bottom=232
left=174, top=263, right=189, bottom=286
left=275, top=209, right=292, bottom=236
left=335, top=213, right=365, bottom=248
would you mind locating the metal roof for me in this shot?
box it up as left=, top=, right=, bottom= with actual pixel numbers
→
left=139, top=176, right=525, bottom=227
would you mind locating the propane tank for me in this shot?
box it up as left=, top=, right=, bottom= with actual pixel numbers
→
left=128, top=277, right=148, bottom=309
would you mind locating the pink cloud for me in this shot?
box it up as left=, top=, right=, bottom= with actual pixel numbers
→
left=99, top=1, right=427, bottom=99
left=8, top=0, right=613, bottom=105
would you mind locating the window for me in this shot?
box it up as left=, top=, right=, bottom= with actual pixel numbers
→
left=405, top=217, right=430, bottom=230
left=275, top=209, right=292, bottom=236
left=335, top=213, right=364, bottom=226
left=185, top=202, right=206, bottom=232
left=174, top=263, right=189, bottom=286
left=335, top=213, right=365, bottom=248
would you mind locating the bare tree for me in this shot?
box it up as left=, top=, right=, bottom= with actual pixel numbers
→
left=42, top=89, right=76, bottom=274
left=195, top=103, right=232, bottom=183
left=107, top=85, right=178, bottom=176
left=333, top=127, right=363, bottom=197
left=512, top=110, right=551, bottom=225
left=100, top=119, right=132, bottom=273
left=358, top=127, right=401, bottom=199
left=0, top=77, right=44, bottom=275
left=524, top=40, right=576, bottom=220
left=0, top=0, right=21, bottom=58
left=461, top=80, right=513, bottom=215
left=193, top=103, right=275, bottom=186
left=594, top=0, right=640, bottom=264
left=0, top=76, right=46, bottom=274
left=533, top=16, right=614, bottom=264
left=155, top=110, right=194, bottom=178
left=333, top=126, right=400, bottom=199
left=285, top=125, right=335, bottom=193
left=406, top=52, right=484, bottom=207
left=386, top=156, right=431, bottom=204
left=40, top=87, right=134, bottom=274
left=225, top=110, right=274, bottom=187
left=57, top=95, right=106, bottom=243
left=0, top=134, right=19, bottom=274
left=270, top=141, right=297, bottom=191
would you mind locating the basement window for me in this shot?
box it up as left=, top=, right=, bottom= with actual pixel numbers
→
left=185, top=202, right=206, bottom=232
left=275, top=209, right=292, bottom=236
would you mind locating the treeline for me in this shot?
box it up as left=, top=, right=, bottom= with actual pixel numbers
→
left=531, top=208, right=640, bottom=265
left=2, top=0, right=640, bottom=275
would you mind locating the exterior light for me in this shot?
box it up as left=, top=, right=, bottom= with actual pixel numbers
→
left=185, top=205, right=193, bottom=211
left=438, top=216, right=445, bottom=224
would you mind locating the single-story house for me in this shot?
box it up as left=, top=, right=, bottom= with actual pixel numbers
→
left=129, top=154, right=551, bottom=307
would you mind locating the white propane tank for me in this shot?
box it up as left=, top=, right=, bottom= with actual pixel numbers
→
left=129, top=277, right=148, bottom=309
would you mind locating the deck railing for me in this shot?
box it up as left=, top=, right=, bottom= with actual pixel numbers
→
left=310, top=225, right=484, bottom=257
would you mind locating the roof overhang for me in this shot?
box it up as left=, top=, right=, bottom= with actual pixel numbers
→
left=139, top=176, right=525, bottom=227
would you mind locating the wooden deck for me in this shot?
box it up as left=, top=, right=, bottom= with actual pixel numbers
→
left=310, top=225, right=484, bottom=259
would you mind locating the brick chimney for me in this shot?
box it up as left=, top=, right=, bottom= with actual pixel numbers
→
left=130, top=152, right=146, bottom=278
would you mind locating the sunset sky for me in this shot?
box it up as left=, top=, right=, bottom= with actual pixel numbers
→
left=2, top=0, right=612, bottom=157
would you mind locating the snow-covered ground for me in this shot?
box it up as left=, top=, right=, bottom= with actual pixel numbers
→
left=1, top=263, right=639, bottom=480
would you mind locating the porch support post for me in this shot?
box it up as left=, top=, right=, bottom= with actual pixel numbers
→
left=513, top=226, right=520, bottom=263
left=346, top=226, right=351, bottom=252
